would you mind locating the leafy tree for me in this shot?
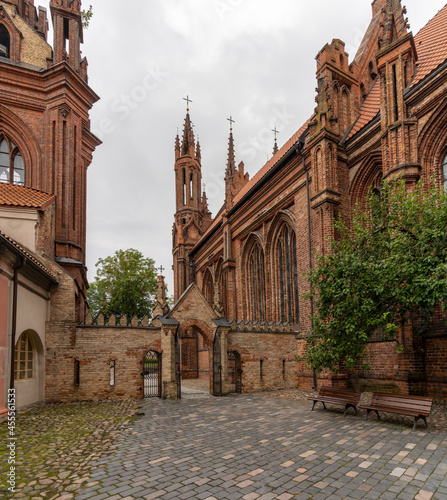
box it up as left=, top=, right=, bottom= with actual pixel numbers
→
left=305, top=179, right=447, bottom=373
left=81, top=5, right=93, bottom=29
left=87, top=249, right=159, bottom=319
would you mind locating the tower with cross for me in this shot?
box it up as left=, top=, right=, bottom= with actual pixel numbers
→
left=172, top=97, right=213, bottom=301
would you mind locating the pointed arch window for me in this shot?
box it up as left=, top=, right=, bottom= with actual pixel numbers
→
left=443, top=152, right=447, bottom=192
left=247, top=242, right=266, bottom=321
left=0, top=24, right=10, bottom=58
left=276, top=225, right=299, bottom=324
left=203, top=268, right=214, bottom=307
left=0, top=136, right=25, bottom=185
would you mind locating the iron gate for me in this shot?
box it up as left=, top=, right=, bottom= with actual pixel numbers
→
left=143, top=351, right=161, bottom=398
left=213, top=328, right=222, bottom=396
left=228, top=351, right=242, bottom=393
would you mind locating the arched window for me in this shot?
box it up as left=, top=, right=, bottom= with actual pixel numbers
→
left=0, top=24, right=10, bottom=58
left=443, top=152, right=447, bottom=192
left=276, top=225, right=299, bottom=324
left=0, top=136, right=25, bottom=185
left=203, top=268, right=214, bottom=307
left=14, top=332, right=34, bottom=381
left=247, top=242, right=266, bottom=321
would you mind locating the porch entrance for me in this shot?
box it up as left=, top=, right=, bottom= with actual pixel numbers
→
left=143, top=350, right=161, bottom=398
left=180, top=327, right=209, bottom=380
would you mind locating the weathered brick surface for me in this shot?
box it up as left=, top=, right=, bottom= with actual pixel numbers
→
left=172, top=2, right=447, bottom=399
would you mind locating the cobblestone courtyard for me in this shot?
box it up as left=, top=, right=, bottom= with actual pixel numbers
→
left=1, top=389, right=447, bottom=499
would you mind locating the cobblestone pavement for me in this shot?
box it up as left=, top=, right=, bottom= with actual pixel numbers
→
left=0, top=399, right=139, bottom=499
left=1, top=390, right=446, bottom=500
left=73, top=393, right=447, bottom=500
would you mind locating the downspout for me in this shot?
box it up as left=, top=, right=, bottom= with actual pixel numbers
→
left=10, top=256, right=26, bottom=392
left=300, top=150, right=317, bottom=390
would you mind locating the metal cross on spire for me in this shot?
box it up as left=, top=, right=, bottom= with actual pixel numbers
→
left=183, top=95, right=193, bottom=112
left=158, top=265, right=165, bottom=275
left=227, top=116, right=235, bottom=131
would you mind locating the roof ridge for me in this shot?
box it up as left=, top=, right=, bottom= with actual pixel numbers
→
left=0, top=229, right=57, bottom=279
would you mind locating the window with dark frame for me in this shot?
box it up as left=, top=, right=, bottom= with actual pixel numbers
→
left=249, top=243, right=266, bottom=321
left=277, top=225, right=299, bottom=324
left=0, top=24, right=10, bottom=58
left=0, top=136, right=25, bottom=185
left=74, top=359, right=80, bottom=387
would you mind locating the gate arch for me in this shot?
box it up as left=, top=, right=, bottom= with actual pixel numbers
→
left=143, top=350, right=161, bottom=398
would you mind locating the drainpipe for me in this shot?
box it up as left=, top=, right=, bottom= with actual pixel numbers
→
left=10, top=256, right=26, bottom=392
left=300, top=150, right=317, bottom=390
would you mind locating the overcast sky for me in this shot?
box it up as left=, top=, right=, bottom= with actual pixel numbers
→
left=40, top=0, right=447, bottom=294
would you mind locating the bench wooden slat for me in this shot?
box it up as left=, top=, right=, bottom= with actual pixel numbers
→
left=307, top=386, right=360, bottom=417
left=359, top=393, right=433, bottom=430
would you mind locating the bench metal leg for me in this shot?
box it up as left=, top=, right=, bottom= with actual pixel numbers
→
left=365, top=409, right=381, bottom=422
left=413, top=415, right=428, bottom=431
left=343, top=404, right=357, bottom=417
left=311, top=401, right=327, bottom=411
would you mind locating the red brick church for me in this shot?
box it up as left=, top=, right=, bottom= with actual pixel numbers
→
left=1, top=0, right=447, bottom=408
left=172, top=0, right=447, bottom=397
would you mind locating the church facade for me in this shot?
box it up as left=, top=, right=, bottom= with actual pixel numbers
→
left=173, top=0, right=447, bottom=398
left=0, top=0, right=100, bottom=414
left=1, top=0, right=447, bottom=409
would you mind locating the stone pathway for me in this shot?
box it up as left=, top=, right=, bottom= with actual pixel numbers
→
left=0, top=400, right=139, bottom=499
left=1, top=391, right=446, bottom=499
left=75, top=394, right=447, bottom=500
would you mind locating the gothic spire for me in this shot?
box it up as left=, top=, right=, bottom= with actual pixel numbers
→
left=175, top=132, right=180, bottom=159
left=226, top=117, right=236, bottom=179
left=272, top=127, right=279, bottom=156
left=181, top=112, right=195, bottom=157
left=380, top=0, right=410, bottom=48
left=196, top=139, right=202, bottom=164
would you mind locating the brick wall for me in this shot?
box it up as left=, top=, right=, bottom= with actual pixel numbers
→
left=228, top=331, right=299, bottom=392
left=46, top=322, right=162, bottom=402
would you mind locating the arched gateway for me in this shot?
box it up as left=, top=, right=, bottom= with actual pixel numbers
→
left=143, top=350, right=161, bottom=398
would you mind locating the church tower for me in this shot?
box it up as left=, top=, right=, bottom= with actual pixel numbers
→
left=50, top=0, right=84, bottom=75
left=173, top=108, right=211, bottom=301
left=376, top=0, right=419, bottom=187
left=0, top=0, right=100, bottom=320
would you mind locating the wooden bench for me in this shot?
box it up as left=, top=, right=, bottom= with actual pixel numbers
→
left=359, top=393, right=433, bottom=430
left=307, top=386, right=360, bottom=417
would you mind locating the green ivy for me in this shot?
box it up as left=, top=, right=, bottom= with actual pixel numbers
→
left=305, top=179, right=447, bottom=372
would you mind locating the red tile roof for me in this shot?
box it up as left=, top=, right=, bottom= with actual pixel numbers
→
left=0, top=230, right=57, bottom=281
left=233, top=119, right=311, bottom=206
left=412, top=5, right=447, bottom=86
left=347, top=80, right=380, bottom=140
left=194, top=119, right=312, bottom=248
left=348, top=4, right=447, bottom=141
left=0, top=184, right=55, bottom=210
left=194, top=5, right=447, bottom=249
